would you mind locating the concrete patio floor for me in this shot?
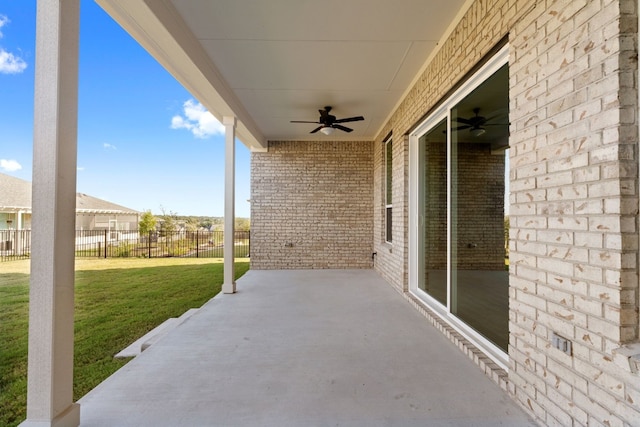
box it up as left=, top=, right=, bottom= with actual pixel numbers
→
left=79, top=269, right=536, bottom=427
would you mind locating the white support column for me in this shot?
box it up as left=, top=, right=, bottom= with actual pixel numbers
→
left=16, top=210, right=23, bottom=254
left=20, top=0, right=80, bottom=426
left=222, top=116, right=237, bottom=294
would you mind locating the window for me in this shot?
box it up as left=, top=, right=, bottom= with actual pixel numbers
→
left=385, top=137, right=393, bottom=243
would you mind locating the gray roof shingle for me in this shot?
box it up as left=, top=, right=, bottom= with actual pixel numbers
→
left=0, top=173, right=138, bottom=214
left=0, top=173, right=31, bottom=209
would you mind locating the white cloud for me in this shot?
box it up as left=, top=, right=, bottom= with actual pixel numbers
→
left=0, top=15, right=27, bottom=74
left=0, top=159, right=22, bottom=172
left=170, top=99, right=224, bottom=139
left=0, top=15, right=9, bottom=37
left=103, top=143, right=117, bottom=150
left=0, top=49, right=26, bottom=74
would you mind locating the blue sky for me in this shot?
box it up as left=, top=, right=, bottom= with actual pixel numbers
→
left=0, top=1, right=252, bottom=217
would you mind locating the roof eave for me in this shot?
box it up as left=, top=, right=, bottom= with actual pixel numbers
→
left=96, top=0, right=268, bottom=152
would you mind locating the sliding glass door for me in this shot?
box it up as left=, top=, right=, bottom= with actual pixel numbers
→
left=418, top=119, right=447, bottom=306
left=411, top=47, right=510, bottom=360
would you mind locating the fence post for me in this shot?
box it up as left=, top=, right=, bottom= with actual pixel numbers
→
left=148, top=231, right=151, bottom=258
left=104, top=229, right=107, bottom=258
left=196, top=231, right=199, bottom=258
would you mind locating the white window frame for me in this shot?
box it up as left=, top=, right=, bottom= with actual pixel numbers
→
left=408, top=44, right=510, bottom=369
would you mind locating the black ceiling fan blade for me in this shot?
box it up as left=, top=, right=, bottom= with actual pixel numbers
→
left=291, top=120, right=321, bottom=124
left=310, top=126, right=323, bottom=134
left=453, top=117, right=474, bottom=125
left=335, top=116, right=364, bottom=124
left=483, top=108, right=509, bottom=123
left=333, top=124, right=353, bottom=133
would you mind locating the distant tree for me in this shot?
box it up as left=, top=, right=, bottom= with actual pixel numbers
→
left=139, top=210, right=157, bottom=235
left=159, top=206, right=178, bottom=235
left=210, top=217, right=224, bottom=232
left=185, top=217, right=199, bottom=232
left=235, top=217, right=251, bottom=231
left=209, top=217, right=250, bottom=231
left=200, top=219, right=213, bottom=230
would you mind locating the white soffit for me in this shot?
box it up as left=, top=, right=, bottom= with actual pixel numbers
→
left=97, top=0, right=469, bottom=145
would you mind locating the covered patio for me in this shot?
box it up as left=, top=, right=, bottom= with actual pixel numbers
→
left=23, top=0, right=640, bottom=425
left=78, top=269, right=534, bottom=426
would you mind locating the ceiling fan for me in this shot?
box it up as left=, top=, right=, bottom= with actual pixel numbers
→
left=453, top=107, right=508, bottom=137
left=291, top=106, right=364, bottom=135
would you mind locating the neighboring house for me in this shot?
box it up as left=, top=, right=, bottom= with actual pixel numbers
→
left=0, top=172, right=32, bottom=231
left=0, top=172, right=139, bottom=231
left=23, top=1, right=640, bottom=426
left=75, top=193, right=139, bottom=233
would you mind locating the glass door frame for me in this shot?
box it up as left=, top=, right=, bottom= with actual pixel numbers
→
left=408, top=45, right=509, bottom=369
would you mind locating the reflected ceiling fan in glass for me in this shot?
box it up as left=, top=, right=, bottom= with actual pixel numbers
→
left=452, top=107, right=509, bottom=136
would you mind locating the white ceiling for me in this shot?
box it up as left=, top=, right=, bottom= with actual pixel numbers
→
left=97, top=0, right=470, bottom=149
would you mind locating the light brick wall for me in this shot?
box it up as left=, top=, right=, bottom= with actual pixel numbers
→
left=370, top=0, right=640, bottom=425
left=251, top=140, right=373, bottom=269
left=373, top=133, right=407, bottom=292
left=509, top=1, right=640, bottom=425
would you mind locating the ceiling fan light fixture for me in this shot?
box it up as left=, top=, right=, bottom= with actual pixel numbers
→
left=320, top=126, right=335, bottom=136
left=470, top=127, right=486, bottom=137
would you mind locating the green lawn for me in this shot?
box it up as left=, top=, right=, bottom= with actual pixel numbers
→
left=0, top=258, right=249, bottom=427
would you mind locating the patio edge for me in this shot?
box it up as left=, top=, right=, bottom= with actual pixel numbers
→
left=402, top=292, right=509, bottom=392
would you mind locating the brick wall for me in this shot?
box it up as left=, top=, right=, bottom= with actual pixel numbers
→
left=373, top=133, right=407, bottom=292
left=251, top=140, right=373, bottom=269
left=508, top=1, right=639, bottom=425
left=370, top=0, right=640, bottom=425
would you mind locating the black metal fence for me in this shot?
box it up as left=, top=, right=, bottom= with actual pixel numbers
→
left=0, top=230, right=31, bottom=262
left=0, top=230, right=250, bottom=262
